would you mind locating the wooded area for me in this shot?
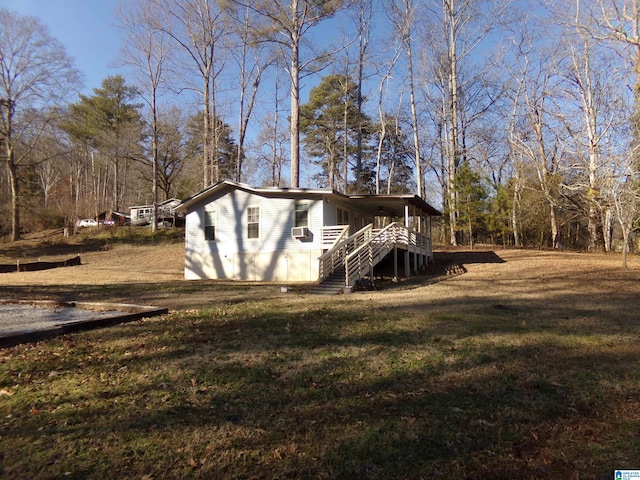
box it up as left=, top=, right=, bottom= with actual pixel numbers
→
left=1, top=0, right=639, bottom=257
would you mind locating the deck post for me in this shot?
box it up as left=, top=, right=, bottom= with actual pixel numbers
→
left=393, top=244, right=398, bottom=280
left=404, top=250, right=410, bottom=278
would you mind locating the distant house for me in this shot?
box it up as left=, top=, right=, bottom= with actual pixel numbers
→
left=97, top=210, right=129, bottom=226
left=175, top=181, right=441, bottom=290
left=130, top=204, right=153, bottom=226
left=130, top=198, right=184, bottom=226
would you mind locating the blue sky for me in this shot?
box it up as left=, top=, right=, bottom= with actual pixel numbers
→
left=0, top=0, right=125, bottom=94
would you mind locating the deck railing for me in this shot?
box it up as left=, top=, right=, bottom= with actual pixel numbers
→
left=320, top=225, right=350, bottom=249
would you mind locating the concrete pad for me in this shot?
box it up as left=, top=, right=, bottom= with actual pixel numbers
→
left=0, top=300, right=168, bottom=348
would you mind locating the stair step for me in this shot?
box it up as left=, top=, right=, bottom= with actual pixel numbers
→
left=311, top=268, right=346, bottom=295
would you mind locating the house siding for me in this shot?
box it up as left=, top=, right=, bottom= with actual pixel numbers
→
left=185, top=188, right=324, bottom=281
left=322, top=198, right=374, bottom=233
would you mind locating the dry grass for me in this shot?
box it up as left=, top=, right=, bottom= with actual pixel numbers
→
left=1, top=233, right=640, bottom=479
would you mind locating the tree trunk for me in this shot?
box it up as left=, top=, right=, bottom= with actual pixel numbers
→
left=405, top=19, right=422, bottom=198
left=512, top=185, right=521, bottom=247
left=444, top=0, right=460, bottom=246
left=343, top=78, right=349, bottom=192
left=354, top=5, right=366, bottom=193
left=290, top=0, right=301, bottom=188
left=151, top=87, right=158, bottom=233
left=203, top=75, right=211, bottom=188
left=603, top=207, right=612, bottom=252
left=550, top=204, right=559, bottom=248
left=6, top=148, right=20, bottom=242
left=622, top=229, right=630, bottom=270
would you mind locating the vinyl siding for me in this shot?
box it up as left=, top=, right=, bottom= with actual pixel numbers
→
left=184, top=189, right=325, bottom=281
left=322, top=198, right=374, bottom=233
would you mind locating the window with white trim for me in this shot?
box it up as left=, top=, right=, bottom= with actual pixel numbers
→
left=247, top=206, right=260, bottom=239
left=294, top=202, right=309, bottom=227
left=204, top=207, right=216, bottom=241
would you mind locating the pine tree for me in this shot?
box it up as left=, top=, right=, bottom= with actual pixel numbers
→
left=300, top=74, right=371, bottom=191
left=452, top=161, right=488, bottom=248
left=63, top=75, right=143, bottom=211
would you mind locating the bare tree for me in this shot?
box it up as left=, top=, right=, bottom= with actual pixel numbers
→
left=346, top=0, right=373, bottom=193
left=143, top=106, right=191, bottom=201
left=226, top=4, right=271, bottom=183
left=149, top=0, right=228, bottom=189
left=589, top=0, right=640, bottom=87
left=563, top=7, right=622, bottom=251
left=374, top=42, right=402, bottom=194
left=510, top=34, right=566, bottom=248
left=31, top=128, right=64, bottom=210
left=118, top=0, right=172, bottom=232
left=609, top=159, right=638, bottom=268
left=388, top=0, right=423, bottom=198
left=422, top=0, right=511, bottom=245
left=0, top=8, right=80, bottom=241
left=571, top=1, right=640, bottom=173
left=233, top=0, right=346, bottom=188
left=537, top=0, right=631, bottom=251
left=254, top=66, right=289, bottom=187
left=505, top=33, right=529, bottom=247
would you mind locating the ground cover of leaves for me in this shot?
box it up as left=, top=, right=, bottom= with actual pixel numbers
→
left=1, top=240, right=640, bottom=479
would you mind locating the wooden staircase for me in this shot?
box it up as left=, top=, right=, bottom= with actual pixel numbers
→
left=310, top=267, right=346, bottom=295
left=313, top=222, right=431, bottom=295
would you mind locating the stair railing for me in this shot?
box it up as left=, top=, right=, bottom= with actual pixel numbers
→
left=318, top=224, right=372, bottom=282
left=345, top=222, right=400, bottom=288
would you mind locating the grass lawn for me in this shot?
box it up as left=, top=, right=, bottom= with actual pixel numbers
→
left=1, top=241, right=640, bottom=478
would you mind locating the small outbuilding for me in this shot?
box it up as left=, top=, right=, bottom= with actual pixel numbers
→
left=175, top=180, right=441, bottom=290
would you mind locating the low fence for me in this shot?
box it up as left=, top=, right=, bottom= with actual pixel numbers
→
left=0, top=255, right=81, bottom=273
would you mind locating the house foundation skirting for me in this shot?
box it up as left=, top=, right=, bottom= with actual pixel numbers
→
left=185, top=248, right=323, bottom=282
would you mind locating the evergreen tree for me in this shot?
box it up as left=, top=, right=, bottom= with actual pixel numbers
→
left=453, top=161, right=488, bottom=248
left=300, top=74, right=371, bottom=191
left=63, top=75, right=143, bottom=211
left=486, top=183, right=513, bottom=246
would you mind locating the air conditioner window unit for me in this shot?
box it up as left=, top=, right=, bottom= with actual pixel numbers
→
left=292, top=226, right=309, bottom=238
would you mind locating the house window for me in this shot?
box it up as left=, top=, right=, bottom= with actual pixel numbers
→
left=204, top=208, right=216, bottom=241
left=247, top=206, right=260, bottom=239
left=337, top=207, right=349, bottom=225
left=295, top=202, right=309, bottom=227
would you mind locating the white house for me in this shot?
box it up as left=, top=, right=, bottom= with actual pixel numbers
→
left=130, top=198, right=183, bottom=226
left=175, top=180, right=441, bottom=289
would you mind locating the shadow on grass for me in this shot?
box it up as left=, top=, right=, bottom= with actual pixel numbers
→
left=0, top=280, right=279, bottom=308
left=3, top=286, right=640, bottom=479
left=3, top=246, right=640, bottom=479
left=433, top=249, right=506, bottom=265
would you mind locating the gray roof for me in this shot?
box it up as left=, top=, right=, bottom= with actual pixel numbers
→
left=175, top=180, right=441, bottom=217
